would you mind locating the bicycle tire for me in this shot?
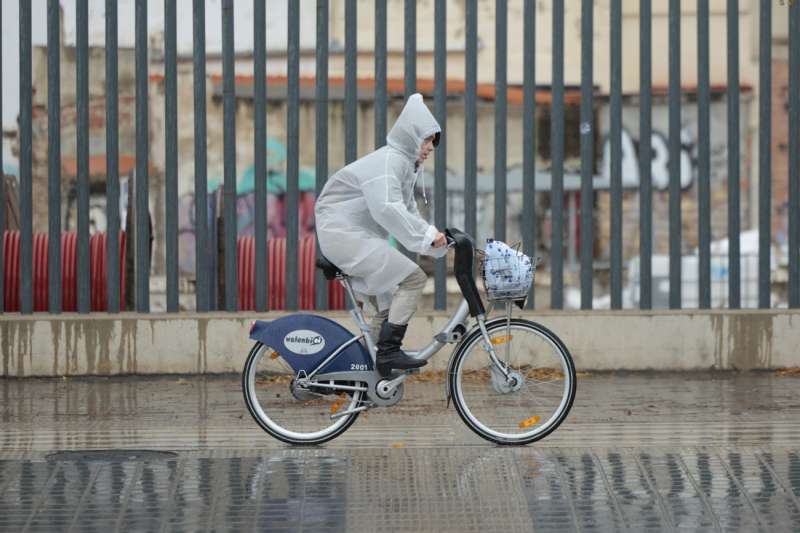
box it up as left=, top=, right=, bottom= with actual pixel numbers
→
left=242, top=341, right=363, bottom=445
left=448, top=318, right=576, bottom=445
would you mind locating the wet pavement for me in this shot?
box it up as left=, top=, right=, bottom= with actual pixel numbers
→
left=2, top=371, right=800, bottom=531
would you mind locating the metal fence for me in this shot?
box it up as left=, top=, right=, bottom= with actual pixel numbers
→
left=1, top=0, right=799, bottom=314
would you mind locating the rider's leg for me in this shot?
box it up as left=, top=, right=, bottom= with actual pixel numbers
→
left=368, top=296, right=389, bottom=344
left=376, top=267, right=428, bottom=375
left=387, top=267, right=427, bottom=325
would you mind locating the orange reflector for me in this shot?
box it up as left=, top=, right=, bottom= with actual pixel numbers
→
left=490, top=335, right=513, bottom=345
left=269, top=350, right=280, bottom=360
left=330, top=397, right=346, bottom=414
left=518, top=415, right=541, bottom=429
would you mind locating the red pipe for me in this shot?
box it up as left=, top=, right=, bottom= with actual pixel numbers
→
left=4, top=231, right=20, bottom=311
left=89, top=233, right=104, bottom=311
left=33, top=233, right=48, bottom=311
left=237, top=236, right=254, bottom=311
left=233, top=236, right=347, bottom=312
left=61, top=232, right=77, bottom=312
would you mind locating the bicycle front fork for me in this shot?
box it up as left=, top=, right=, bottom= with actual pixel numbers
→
left=476, top=313, right=512, bottom=380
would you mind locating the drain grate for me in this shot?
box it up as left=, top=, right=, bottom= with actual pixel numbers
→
left=46, top=449, right=178, bottom=462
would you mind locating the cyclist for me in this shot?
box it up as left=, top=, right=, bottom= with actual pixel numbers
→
left=315, top=93, right=448, bottom=376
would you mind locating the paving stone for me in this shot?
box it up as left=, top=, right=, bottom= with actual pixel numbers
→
left=1, top=372, right=799, bottom=531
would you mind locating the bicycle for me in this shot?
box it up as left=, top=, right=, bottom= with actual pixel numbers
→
left=242, top=228, right=576, bottom=445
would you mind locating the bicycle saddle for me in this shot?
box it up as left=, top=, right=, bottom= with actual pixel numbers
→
left=316, top=255, right=346, bottom=280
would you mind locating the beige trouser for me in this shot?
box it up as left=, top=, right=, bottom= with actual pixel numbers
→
left=367, top=267, right=428, bottom=343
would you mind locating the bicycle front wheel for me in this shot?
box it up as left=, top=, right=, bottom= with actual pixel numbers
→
left=449, top=318, right=576, bottom=445
left=242, top=342, right=364, bottom=445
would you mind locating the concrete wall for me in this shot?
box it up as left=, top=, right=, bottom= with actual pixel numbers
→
left=1, top=310, right=798, bottom=377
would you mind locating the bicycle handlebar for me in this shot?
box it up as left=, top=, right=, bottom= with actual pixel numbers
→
left=439, top=228, right=485, bottom=317
left=431, top=228, right=464, bottom=249
left=430, top=231, right=457, bottom=249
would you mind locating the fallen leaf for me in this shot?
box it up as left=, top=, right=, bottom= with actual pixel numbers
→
left=330, top=396, right=347, bottom=414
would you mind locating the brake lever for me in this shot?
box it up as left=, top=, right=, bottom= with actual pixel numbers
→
left=431, top=237, right=457, bottom=249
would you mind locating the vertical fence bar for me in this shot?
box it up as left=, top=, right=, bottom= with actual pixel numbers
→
left=345, top=0, right=357, bottom=165
left=639, top=0, right=652, bottom=309
left=668, top=0, right=682, bottom=309
left=0, top=0, right=3, bottom=313
left=568, top=192, right=576, bottom=269
left=405, top=0, right=416, bottom=96
left=135, top=0, right=150, bottom=312
left=494, top=0, right=507, bottom=242
left=19, top=0, right=33, bottom=314
left=434, top=0, right=447, bottom=310
left=254, top=0, right=268, bottom=311
left=76, top=0, right=90, bottom=314
left=401, top=0, right=417, bottom=262
left=222, top=0, right=237, bottom=311
left=375, top=0, right=387, bottom=149
left=727, top=0, right=740, bottom=308
left=758, top=0, right=771, bottom=309
left=193, top=0, right=209, bottom=312
left=165, top=0, right=178, bottom=313
left=523, top=0, right=536, bottom=309
left=341, top=0, right=358, bottom=305
left=48, top=0, right=61, bottom=313
left=789, top=0, right=800, bottom=308
left=286, top=0, right=300, bottom=311
left=698, top=0, right=711, bottom=309
left=580, top=0, right=593, bottom=310
left=106, top=0, right=120, bottom=313
left=465, top=0, right=477, bottom=239
left=610, top=0, right=622, bottom=309
left=551, top=0, right=565, bottom=309
left=315, top=0, right=329, bottom=310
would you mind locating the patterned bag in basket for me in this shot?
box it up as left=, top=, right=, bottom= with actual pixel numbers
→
left=480, top=239, right=534, bottom=301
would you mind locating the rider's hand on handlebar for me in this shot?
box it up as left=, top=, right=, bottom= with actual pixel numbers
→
left=431, top=232, right=448, bottom=248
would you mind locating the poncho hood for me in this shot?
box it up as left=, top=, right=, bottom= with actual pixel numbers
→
left=386, top=93, right=441, bottom=162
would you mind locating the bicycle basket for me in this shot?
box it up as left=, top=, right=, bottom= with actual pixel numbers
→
left=477, top=239, right=536, bottom=301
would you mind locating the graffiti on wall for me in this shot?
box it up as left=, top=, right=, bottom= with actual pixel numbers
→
left=600, top=99, right=734, bottom=193
left=64, top=176, right=131, bottom=234
left=601, top=128, right=695, bottom=190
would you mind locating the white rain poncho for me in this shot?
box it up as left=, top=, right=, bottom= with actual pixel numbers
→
left=315, top=93, right=446, bottom=310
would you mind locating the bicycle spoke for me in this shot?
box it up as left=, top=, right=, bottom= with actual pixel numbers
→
left=452, top=321, right=575, bottom=444
left=243, top=343, right=364, bottom=443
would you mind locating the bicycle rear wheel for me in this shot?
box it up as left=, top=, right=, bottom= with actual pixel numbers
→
left=449, top=318, right=576, bottom=445
left=242, top=342, right=364, bottom=445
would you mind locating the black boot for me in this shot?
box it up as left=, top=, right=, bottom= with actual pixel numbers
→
left=375, top=320, right=427, bottom=376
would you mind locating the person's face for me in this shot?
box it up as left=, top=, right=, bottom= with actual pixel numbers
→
left=418, top=136, right=435, bottom=163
